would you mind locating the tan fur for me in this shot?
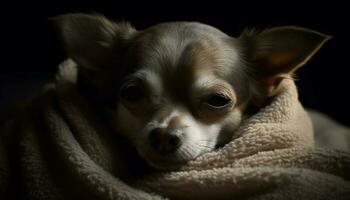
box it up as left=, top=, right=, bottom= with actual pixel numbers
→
left=55, top=14, right=329, bottom=169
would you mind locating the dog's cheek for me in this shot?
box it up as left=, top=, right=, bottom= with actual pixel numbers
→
left=217, top=108, right=243, bottom=144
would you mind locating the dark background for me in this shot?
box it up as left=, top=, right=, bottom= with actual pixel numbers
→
left=1, top=1, right=349, bottom=126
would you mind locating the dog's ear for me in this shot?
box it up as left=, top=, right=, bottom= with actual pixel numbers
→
left=241, top=26, right=330, bottom=93
left=53, top=13, right=136, bottom=70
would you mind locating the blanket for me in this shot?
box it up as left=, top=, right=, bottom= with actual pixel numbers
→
left=1, top=62, right=349, bottom=200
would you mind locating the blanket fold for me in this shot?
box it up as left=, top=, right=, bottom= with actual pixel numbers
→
left=1, top=68, right=350, bottom=200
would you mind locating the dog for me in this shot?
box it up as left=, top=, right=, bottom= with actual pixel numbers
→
left=54, top=13, right=329, bottom=170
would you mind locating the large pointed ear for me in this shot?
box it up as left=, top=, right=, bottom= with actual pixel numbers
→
left=240, top=26, right=330, bottom=92
left=53, top=13, right=136, bottom=69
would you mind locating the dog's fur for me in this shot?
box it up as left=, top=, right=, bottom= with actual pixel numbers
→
left=54, top=14, right=329, bottom=169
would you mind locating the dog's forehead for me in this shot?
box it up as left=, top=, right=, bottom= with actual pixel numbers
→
left=144, top=22, right=229, bottom=38
left=129, top=22, right=240, bottom=78
left=126, top=22, right=242, bottom=101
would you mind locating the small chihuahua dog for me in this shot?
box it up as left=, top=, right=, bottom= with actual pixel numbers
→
left=54, top=14, right=329, bottom=169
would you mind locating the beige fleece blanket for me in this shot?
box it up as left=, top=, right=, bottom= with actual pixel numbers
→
left=1, top=64, right=350, bottom=200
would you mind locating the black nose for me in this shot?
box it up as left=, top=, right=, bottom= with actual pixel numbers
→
left=149, top=128, right=182, bottom=155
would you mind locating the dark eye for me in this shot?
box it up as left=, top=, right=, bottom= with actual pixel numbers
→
left=120, top=85, right=145, bottom=102
left=204, top=93, right=231, bottom=109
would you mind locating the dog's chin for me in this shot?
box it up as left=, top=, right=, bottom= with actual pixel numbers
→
left=137, top=149, right=197, bottom=170
left=143, top=156, right=187, bottom=170
left=136, top=146, right=213, bottom=170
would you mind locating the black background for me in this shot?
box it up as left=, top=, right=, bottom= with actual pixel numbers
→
left=1, top=1, right=349, bottom=126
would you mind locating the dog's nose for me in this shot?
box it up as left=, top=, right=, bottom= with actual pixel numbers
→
left=149, top=128, right=182, bottom=155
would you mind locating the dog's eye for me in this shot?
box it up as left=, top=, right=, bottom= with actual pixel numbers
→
left=204, top=93, right=231, bottom=109
left=120, top=85, right=145, bottom=102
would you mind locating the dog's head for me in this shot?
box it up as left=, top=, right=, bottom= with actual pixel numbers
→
left=54, top=14, right=329, bottom=169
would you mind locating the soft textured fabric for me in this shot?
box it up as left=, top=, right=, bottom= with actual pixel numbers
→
left=1, top=63, right=349, bottom=200
left=309, top=109, right=350, bottom=151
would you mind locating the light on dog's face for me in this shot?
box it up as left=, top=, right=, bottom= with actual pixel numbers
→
left=112, top=24, right=245, bottom=169
left=55, top=14, right=330, bottom=169
left=115, top=70, right=243, bottom=169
